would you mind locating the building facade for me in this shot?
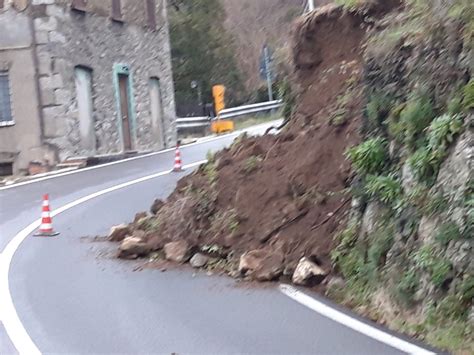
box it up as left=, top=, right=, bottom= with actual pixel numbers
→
left=0, top=0, right=176, bottom=175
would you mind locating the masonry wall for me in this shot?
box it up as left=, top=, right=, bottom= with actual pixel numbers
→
left=33, top=0, right=177, bottom=160
left=0, top=7, right=53, bottom=174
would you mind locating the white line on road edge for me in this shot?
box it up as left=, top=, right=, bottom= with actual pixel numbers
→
left=0, top=160, right=207, bottom=355
left=279, top=284, right=436, bottom=355
left=0, top=120, right=282, bottom=192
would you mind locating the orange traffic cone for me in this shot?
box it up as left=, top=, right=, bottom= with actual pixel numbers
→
left=34, top=194, right=60, bottom=237
left=173, top=143, right=183, bottom=172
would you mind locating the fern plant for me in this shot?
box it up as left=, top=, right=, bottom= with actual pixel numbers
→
left=346, top=138, right=387, bottom=175
left=365, top=174, right=402, bottom=204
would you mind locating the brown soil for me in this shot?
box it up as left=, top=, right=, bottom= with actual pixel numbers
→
left=114, top=2, right=397, bottom=284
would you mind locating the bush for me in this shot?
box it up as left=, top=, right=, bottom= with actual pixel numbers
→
left=435, top=222, right=461, bottom=246
left=431, top=260, right=452, bottom=288
left=367, top=224, right=394, bottom=275
left=346, top=138, right=387, bottom=175
left=462, top=79, right=474, bottom=110
left=400, top=95, right=436, bottom=148
left=408, top=147, right=439, bottom=185
left=427, top=114, right=463, bottom=152
left=365, top=174, right=402, bottom=205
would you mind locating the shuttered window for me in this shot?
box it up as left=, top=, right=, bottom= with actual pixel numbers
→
left=111, top=0, right=122, bottom=21
left=146, top=0, right=156, bottom=30
left=0, top=71, right=13, bottom=126
left=71, top=0, right=87, bottom=12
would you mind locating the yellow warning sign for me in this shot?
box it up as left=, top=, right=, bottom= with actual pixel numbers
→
left=212, top=85, right=226, bottom=115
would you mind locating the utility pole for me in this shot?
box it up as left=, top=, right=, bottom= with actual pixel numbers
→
left=263, top=45, right=274, bottom=102
left=307, top=0, right=315, bottom=11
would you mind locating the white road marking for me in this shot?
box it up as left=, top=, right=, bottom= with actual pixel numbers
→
left=0, top=161, right=206, bottom=355
left=0, top=120, right=282, bottom=192
left=279, top=284, right=436, bottom=355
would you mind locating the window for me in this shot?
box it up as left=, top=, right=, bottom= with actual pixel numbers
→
left=71, top=0, right=88, bottom=12
left=0, top=71, right=13, bottom=126
left=111, top=0, right=122, bottom=21
left=145, top=0, right=156, bottom=29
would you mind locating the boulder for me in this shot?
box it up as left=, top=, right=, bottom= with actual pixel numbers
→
left=108, top=224, right=131, bottom=242
left=118, top=237, right=152, bottom=259
left=146, top=232, right=168, bottom=251
left=292, top=257, right=327, bottom=286
left=164, top=240, right=192, bottom=263
left=150, top=199, right=165, bottom=215
left=239, top=249, right=269, bottom=274
left=133, top=211, right=149, bottom=224
left=190, top=253, right=210, bottom=268
left=239, top=249, right=284, bottom=281
left=254, top=253, right=284, bottom=281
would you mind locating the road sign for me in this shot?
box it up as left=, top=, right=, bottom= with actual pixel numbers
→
left=212, top=85, right=226, bottom=115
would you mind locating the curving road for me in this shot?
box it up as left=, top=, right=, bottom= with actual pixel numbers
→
left=0, top=122, right=436, bottom=354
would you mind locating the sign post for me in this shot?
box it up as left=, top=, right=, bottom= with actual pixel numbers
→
left=260, top=45, right=274, bottom=102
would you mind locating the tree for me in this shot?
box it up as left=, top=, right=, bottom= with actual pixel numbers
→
left=168, top=0, right=244, bottom=110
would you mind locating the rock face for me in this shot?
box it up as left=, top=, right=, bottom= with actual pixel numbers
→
left=151, top=199, right=165, bottom=215
left=292, top=257, right=327, bottom=286
left=118, top=237, right=152, bottom=259
left=164, top=241, right=192, bottom=263
left=190, top=253, right=210, bottom=268
left=239, top=249, right=284, bottom=281
left=108, top=224, right=131, bottom=242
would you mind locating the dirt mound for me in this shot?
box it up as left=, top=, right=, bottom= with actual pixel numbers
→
left=111, top=3, right=389, bottom=285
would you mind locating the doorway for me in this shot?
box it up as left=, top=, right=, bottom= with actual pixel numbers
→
left=74, top=66, right=96, bottom=152
left=118, top=73, right=132, bottom=151
left=149, top=77, right=166, bottom=149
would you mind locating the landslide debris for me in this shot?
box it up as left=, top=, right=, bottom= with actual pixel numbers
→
left=109, top=3, right=384, bottom=286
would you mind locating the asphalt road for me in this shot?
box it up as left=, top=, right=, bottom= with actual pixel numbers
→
left=0, top=122, right=431, bottom=354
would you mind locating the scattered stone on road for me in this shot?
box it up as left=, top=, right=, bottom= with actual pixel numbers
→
left=108, top=224, right=131, bottom=242
left=190, top=253, right=210, bottom=268
left=164, top=240, right=192, bottom=263
left=118, top=236, right=152, bottom=259
left=292, top=257, right=327, bottom=286
left=239, top=249, right=284, bottom=281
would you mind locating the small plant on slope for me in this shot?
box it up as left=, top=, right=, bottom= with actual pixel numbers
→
left=346, top=138, right=387, bottom=175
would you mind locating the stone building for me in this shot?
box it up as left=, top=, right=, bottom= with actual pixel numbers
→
left=0, top=0, right=176, bottom=175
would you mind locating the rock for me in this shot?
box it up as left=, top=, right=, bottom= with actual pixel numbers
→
left=292, top=257, right=327, bottom=286
left=146, top=232, right=168, bottom=251
left=118, top=237, right=152, bottom=259
left=150, top=199, right=165, bottom=215
left=254, top=253, right=284, bottom=281
left=239, top=249, right=269, bottom=274
left=238, top=249, right=284, bottom=281
left=133, top=230, right=146, bottom=240
left=164, top=240, right=192, bottom=263
left=401, top=161, right=417, bottom=195
left=190, top=253, right=210, bottom=268
left=133, top=211, right=148, bottom=224
left=108, top=224, right=131, bottom=242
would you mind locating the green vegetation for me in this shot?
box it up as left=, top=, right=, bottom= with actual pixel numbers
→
left=414, top=245, right=452, bottom=288
left=366, top=93, right=392, bottom=130
left=365, top=174, right=402, bottom=205
left=463, top=79, right=474, bottom=110
left=435, top=222, right=461, bottom=246
left=346, top=138, right=387, bottom=175
left=203, top=160, right=218, bottom=186
left=399, top=95, right=436, bottom=149
left=169, top=0, right=243, bottom=106
left=395, top=269, right=419, bottom=305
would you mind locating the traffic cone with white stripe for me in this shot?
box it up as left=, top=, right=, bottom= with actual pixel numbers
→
left=173, top=143, right=183, bottom=172
left=34, top=194, right=59, bottom=237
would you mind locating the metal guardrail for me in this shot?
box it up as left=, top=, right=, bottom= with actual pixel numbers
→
left=176, top=100, right=283, bottom=130
left=219, top=100, right=282, bottom=120
left=176, top=116, right=210, bottom=129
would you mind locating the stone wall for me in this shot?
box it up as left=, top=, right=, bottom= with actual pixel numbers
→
left=32, top=0, right=176, bottom=160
